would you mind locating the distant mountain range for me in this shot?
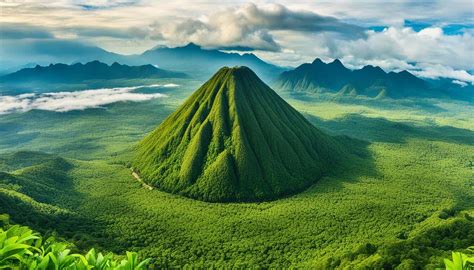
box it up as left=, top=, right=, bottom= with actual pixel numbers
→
left=273, top=58, right=473, bottom=100
left=1, top=39, right=471, bottom=100
left=130, top=43, right=285, bottom=82
left=1, top=61, right=186, bottom=84
left=0, top=40, right=124, bottom=75
left=0, top=40, right=284, bottom=82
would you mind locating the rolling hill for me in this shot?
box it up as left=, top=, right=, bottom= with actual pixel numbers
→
left=273, top=58, right=472, bottom=100
left=133, top=66, right=345, bottom=202
left=1, top=61, right=186, bottom=84
left=0, top=151, right=82, bottom=235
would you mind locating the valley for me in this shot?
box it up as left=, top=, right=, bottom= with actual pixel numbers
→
left=0, top=77, right=472, bottom=268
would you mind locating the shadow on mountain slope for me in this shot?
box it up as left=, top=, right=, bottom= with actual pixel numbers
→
left=0, top=151, right=120, bottom=251
left=306, top=113, right=473, bottom=146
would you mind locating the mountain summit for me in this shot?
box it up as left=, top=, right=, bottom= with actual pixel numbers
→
left=133, top=66, right=343, bottom=202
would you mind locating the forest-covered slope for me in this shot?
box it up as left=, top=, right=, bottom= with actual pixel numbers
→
left=133, top=66, right=347, bottom=202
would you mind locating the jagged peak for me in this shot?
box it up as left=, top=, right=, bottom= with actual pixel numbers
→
left=360, top=65, right=386, bottom=74
left=329, top=59, right=345, bottom=67
left=312, top=58, right=325, bottom=65
left=397, top=70, right=415, bottom=77
left=183, top=42, right=201, bottom=49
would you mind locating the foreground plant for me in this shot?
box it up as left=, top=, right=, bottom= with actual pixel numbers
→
left=444, top=247, right=474, bottom=270
left=0, top=225, right=150, bottom=269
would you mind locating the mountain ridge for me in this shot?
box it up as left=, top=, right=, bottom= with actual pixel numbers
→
left=274, top=58, right=433, bottom=98
left=1, top=60, right=187, bottom=83
left=135, top=43, right=285, bottom=81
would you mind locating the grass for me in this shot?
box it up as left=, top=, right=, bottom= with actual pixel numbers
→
left=0, top=77, right=472, bottom=268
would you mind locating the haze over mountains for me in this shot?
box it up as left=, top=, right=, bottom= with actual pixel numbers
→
left=0, top=41, right=284, bottom=82
left=1, top=39, right=471, bottom=101
left=273, top=58, right=473, bottom=100
left=133, top=43, right=285, bottom=82
left=133, top=66, right=347, bottom=202
left=0, top=40, right=123, bottom=74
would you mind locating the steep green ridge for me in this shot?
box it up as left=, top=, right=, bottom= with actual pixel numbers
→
left=134, top=66, right=344, bottom=202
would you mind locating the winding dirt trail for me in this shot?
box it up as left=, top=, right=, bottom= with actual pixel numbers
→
left=131, top=170, right=154, bottom=190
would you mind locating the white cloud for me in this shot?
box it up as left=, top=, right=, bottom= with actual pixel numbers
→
left=323, top=27, right=472, bottom=70
left=284, top=0, right=473, bottom=27
left=452, top=80, right=468, bottom=87
left=332, top=27, right=474, bottom=82
left=412, top=64, right=474, bottom=84
left=150, top=3, right=364, bottom=51
left=257, top=26, right=474, bottom=83
left=0, top=84, right=174, bottom=114
left=1, top=1, right=473, bottom=83
left=162, top=83, right=179, bottom=88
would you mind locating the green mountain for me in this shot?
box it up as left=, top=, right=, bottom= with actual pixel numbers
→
left=1, top=60, right=186, bottom=84
left=133, top=66, right=344, bottom=202
left=273, top=58, right=461, bottom=99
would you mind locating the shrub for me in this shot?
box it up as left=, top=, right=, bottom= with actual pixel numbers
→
left=443, top=247, right=474, bottom=270
left=0, top=225, right=150, bottom=269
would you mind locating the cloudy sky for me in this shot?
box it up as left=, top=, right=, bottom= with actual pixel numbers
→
left=1, top=0, right=473, bottom=83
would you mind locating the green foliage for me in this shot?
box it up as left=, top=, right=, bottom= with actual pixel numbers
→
left=0, top=155, right=73, bottom=204
left=318, top=217, right=474, bottom=269
left=134, top=66, right=348, bottom=202
left=444, top=247, right=474, bottom=270
left=0, top=225, right=150, bottom=270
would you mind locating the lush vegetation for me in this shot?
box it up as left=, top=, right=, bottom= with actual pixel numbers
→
left=0, top=74, right=472, bottom=268
left=443, top=247, right=474, bottom=270
left=0, top=223, right=150, bottom=269
left=134, top=66, right=352, bottom=202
